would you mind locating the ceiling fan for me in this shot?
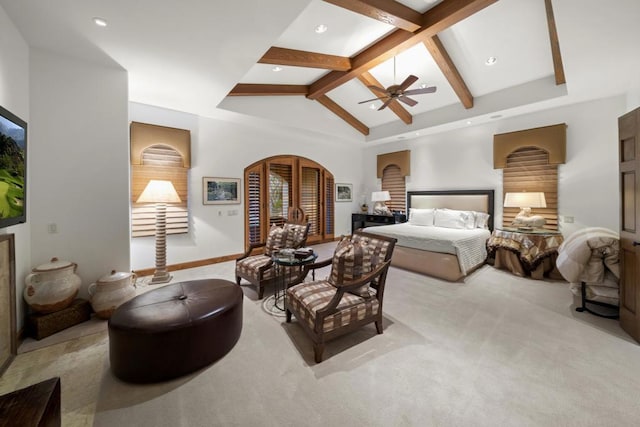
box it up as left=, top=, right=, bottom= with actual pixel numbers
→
left=358, top=58, right=437, bottom=111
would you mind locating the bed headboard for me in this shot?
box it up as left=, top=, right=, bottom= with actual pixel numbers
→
left=407, top=190, right=495, bottom=231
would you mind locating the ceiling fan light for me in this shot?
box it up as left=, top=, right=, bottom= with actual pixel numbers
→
left=272, top=66, right=283, bottom=72
left=369, top=103, right=376, bottom=110
left=314, top=24, right=328, bottom=34
left=93, top=17, right=107, bottom=27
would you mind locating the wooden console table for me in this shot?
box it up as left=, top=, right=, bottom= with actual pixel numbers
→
left=351, top=213, right=407, bottom=234
left=487, top=228, right=564, bottom=279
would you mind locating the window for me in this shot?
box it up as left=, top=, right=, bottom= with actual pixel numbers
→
left=244, top=155, right=334, bottom=247
left=381, top=164, right=406, bottom=213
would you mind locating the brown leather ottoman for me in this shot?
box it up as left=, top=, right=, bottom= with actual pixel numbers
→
left=108, top=279, right=243, bottom=383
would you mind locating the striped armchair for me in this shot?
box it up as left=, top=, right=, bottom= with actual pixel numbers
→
left=236, top=222, right=310, bottom=299
left=285, top=230, right=397, bottom=362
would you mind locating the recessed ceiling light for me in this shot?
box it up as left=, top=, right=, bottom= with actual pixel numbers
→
left=315, top=24, right=328, bottom=34
left=420, top=84, right=427, bottom=89
left=93, top=17, right=107, bottom=27
left=415, top=132, right=420, bottom=136
left=272, top=66, right=283, bottom=72
left=485, top=56, right=497, bottom=66
left=466, top=121, right=472, bottom=125
left=369, top=103, right=376, bottom=110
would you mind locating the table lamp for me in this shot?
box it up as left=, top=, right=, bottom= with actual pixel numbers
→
left=371, top=190, right=391, bottom=215
left=136, top=180, right=181, bottom=284
left=503, top=191, right=546, bottom=228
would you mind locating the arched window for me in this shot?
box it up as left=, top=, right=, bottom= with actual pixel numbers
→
left=244, top=155, right=334, bottom=247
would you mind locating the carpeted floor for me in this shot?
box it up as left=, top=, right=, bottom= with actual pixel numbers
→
left=1, top=241, right=639, bottom=426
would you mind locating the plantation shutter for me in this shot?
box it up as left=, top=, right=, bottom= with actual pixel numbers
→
left=502, top=147, right=558, bottom=230
left=381, top=164, right=406, bottom=212
left=300, top=160, right=321, bottom=240
left=245, top=163, right=264, bottom=247
left=268, top=162, right=293, bottom=227
left=324, top=172, right=334, bottom=238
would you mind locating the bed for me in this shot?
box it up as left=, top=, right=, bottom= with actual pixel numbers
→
left=362, top=190, right=494, bottom=281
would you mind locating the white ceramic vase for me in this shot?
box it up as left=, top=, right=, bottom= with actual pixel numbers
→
left=88, top=270, right=137, bottom=319
left=24, top=257, right=81, bottom=313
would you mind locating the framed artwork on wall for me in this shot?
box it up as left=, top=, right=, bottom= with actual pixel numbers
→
left=336, top=183, right=353, bottom=202
left=0, top=233, right=16, bottom=376
left=203, top=177, right=241, bottom=205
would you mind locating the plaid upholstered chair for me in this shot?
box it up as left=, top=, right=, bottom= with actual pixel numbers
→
left=285, top=230, right=397, bottom=362
left=235, top=222, right=310, bottom=299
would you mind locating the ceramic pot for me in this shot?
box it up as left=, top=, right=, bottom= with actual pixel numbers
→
left=24, top=257, right=81, bottom=313
left=88, top=270, right=137, bottom=319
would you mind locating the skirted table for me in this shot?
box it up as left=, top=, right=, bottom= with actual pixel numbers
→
left=487, top=228, right=564, bottom=279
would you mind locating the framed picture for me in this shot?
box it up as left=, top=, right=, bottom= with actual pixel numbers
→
left=203, top=177, right=241, bottom=205
left=336, top=183, right=353, bottom=202
left=0, top=233, right=16, bottom=376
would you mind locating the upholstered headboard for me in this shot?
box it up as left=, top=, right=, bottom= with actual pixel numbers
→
left=407, top=190, right=495, bottom=231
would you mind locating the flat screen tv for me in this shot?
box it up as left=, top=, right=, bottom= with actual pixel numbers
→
left=0, top=105, right=26, bottom=228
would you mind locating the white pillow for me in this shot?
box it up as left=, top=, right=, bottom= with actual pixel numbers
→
left=473, top=211, right=491, bottom=229
left=409, top=208, right=435, bottom=226
left=434, top=209, right=475, bottom=229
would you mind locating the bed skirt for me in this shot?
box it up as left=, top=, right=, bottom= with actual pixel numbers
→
left=391, top=245, right=479, bottom=282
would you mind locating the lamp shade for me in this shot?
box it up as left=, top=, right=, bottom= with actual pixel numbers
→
left=137, top=180, right=181, bottom=204
left=503, top=192, right=546, bottom=208
left=371, top=191, right=391, bottom=202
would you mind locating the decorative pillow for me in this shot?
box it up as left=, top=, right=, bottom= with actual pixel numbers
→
left=328, top=238, right=372, bottom=297
left=265, top=225, right=288, bottom=255
left=283, top=223, right=307, bottom=248
left=473, top=211, right=491, bottom=229
left=409, top=208, right=435, bottom=226
left=434, top=209, right=475, bottom=229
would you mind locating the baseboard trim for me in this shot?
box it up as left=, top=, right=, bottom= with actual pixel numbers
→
left=133, top=253, right=243, bottom=277
left=133, top=237, right=340, bottom=277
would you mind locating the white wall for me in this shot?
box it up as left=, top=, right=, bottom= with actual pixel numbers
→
left=130, top=103, right=363, bottom=270
left=0, top=5, right=31, bottom=332
left=29, top=49, right=130, bottom=302
left=363, top=95, right=626, bottom=237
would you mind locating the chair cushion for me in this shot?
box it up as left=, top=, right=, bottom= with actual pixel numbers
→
left=265, top=225, right=288, bottom=255
left=328, top=237, right=372, bottom=297
left=236, top=255, right=275, bottom=281
left=284, top=223, right=307, bottom=248
left=287, top=280, right=379, bottom=333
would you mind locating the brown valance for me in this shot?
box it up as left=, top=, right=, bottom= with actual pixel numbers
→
left=493, top=123, right=566, bottom=169
left=377, top=150, right=410, bottom=178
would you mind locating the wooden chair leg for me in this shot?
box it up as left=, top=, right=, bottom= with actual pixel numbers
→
left=257, top=285, right=264, bottom=300
left=375, top=320, right=383, bottom=334
left=286, top=309, right=292, bottom=323
left=235, top=276, right=241, bottom=286
left=313, top=343, right=325, bottom=363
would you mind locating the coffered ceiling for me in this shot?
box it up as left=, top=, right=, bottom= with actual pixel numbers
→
left=2, top=0, right=640, bottom=144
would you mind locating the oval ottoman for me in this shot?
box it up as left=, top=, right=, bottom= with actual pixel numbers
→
left=108, top=279, right=243, bottom=383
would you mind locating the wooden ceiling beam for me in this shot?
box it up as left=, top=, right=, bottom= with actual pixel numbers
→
left=422, top=35, right=473, bottom=109
left=307, top=0, right=498, bottom=100
left=259, top=47, right=352, bottom=71
left=358, top=72, right=412, bottom=124
left=228, top=84, right=309, bottom=96
left=316, top=95, right=369, bottom=135
left=324, top=0, right=422, bottom=32
left=544, top=0, right=566, bottom=85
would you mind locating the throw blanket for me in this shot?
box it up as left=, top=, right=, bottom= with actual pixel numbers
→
left=556, top=227, right=620, bottom=283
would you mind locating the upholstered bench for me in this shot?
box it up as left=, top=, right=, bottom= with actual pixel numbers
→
left=108, top=279, right=243, bottom=383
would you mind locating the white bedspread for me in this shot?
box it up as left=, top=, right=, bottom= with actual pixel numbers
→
left=362, top=223, right=490, bottom=274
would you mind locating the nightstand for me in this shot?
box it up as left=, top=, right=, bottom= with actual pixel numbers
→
left=487, top=228, right=564, bottom=279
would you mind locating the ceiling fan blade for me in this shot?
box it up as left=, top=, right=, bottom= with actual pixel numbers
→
left=398, top=75, right=419, bottom=91
left=378, top=98, right=394, bottom=111
left=367, top=85, right=388, bottom=95
left=358, top=95, right=390, bottom=104
left=397, top=96, right=418, bottom=107
left=403, top=86, right=437, bottom=96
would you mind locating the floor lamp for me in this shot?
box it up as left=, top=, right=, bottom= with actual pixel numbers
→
left=136, top=180, right=181, bottom=284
